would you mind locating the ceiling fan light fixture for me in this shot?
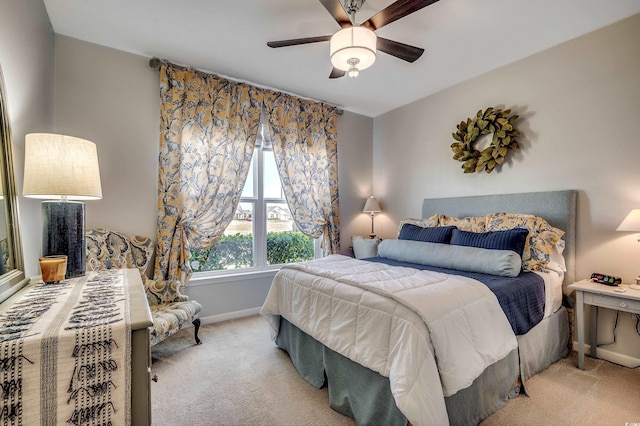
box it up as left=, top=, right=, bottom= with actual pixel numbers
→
left=330, top=27, right=376, bottom=73
left=347, top=59, right=360, bottom=79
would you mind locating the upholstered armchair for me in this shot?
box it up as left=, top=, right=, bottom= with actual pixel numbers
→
left=86, top=228, right=202, bottom=346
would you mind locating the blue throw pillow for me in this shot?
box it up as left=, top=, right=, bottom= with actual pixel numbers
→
left=398, top=224, right=456, bottom=244
left=450, top=228, right=529, bottom=257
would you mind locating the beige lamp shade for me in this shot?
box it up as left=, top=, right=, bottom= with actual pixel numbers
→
left=363, top=196, right=381, bottom=213
left=23, top=133, right=102, bottom=200
left=617, top=209, right=640, bottom=232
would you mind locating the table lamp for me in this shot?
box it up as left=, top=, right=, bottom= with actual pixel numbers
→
left=616, top=209, right=640, bottom=290
left=23, top=134, right=102, bottom=278
left=363, top=196, right=381, bottom=239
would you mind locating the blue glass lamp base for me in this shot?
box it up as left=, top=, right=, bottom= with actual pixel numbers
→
left=42, top=201, right=86, bottom=278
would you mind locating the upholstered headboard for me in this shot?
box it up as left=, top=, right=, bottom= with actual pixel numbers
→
left=421, top=190, right=577, bottom=286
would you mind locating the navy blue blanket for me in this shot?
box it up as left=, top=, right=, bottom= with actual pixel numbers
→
left=365, top=257, right=545, bottom=335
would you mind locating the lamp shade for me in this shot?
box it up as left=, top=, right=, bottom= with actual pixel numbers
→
left=330, top=27, right=377, bottom=72
left=363, top=196, right=381, bottom=213
left=617, top=209, right=640, bottom=232
left=23, top=133, right=102, bottom=200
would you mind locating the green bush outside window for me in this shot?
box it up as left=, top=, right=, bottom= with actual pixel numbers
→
left=190, top=231, right=313, bottom=272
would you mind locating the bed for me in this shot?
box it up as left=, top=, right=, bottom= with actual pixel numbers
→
left=261, top=190, right=576, bottom=425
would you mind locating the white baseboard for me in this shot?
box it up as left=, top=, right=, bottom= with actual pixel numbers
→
left=571, top=341, right=640, bottom=368
left=200, top=307, right=262, bottom=325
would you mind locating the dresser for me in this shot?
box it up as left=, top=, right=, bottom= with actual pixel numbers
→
left=0, top=268, right=153, bottom=425
left=128, top=269, right=154, bottom=426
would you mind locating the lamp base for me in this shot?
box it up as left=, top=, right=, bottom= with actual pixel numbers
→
left=42, top=201, right=85, bottom=278
left=369, top=213, right=376, bottom=239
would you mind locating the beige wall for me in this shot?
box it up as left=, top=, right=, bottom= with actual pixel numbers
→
left=54, top=35, right=160, bottom=238
left=373, top=14, right=640, bottom=363
left=337, top=111, right=374, bottom=254
left=0, top=0, right=55, bottom=277
left=53, top=36, right=374, bottom=318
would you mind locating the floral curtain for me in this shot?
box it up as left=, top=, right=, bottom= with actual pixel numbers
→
left=154, top=64, right=264, bottom=283
left=263, top=90, right=340, bottom=255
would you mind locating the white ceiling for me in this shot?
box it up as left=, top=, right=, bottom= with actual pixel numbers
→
left=43, top=0, right=640, bottom=117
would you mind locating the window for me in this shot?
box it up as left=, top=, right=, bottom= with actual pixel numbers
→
left=190, top=126, right=316, bottom=273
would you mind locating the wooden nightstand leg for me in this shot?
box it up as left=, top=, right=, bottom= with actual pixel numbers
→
left=576, top=290, right=585, bottom=370
left=590, top=306, right=598, bottom=359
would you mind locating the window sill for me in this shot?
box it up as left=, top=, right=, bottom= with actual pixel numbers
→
left=188, top=267, right=281, bottom=287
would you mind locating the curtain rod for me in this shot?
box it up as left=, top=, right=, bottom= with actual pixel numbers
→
left=148, top=57, right=344, bottom=115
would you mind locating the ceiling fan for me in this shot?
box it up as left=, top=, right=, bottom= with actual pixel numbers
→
left=267, top=0, right=440, bottom=79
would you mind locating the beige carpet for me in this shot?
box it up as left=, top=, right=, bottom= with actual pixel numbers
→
left=481, top=352, right=640, bottom=426
left=150, top=315, right=355, bottom=426
left=151, top=315, right=640, bottom=426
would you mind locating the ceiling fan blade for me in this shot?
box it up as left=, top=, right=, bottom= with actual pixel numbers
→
left=329, top=68, right=346, bottom=79
left=377, top=37, right=424, bottom=63
left=319, top=0, right=352, bottom=29
left=267, top=35, right=332, bottom=48
left=361, top=0, right=440, bottom=31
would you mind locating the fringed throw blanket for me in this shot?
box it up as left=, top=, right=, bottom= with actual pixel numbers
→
left=0, top=269, right=131, bottom=426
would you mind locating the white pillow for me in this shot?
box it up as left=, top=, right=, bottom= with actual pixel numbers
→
left=352, top=236, right=379, bottom=259
left=546, top=239, right=567, bottom=274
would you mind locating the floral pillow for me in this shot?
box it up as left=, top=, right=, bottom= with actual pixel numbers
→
left=485, top=212, right=565, bottom=271
left=397, top=215, right=440, bottom=236
left=436, top=214, right=487, bottom=232
left=397, top=213, right=486, bottom=236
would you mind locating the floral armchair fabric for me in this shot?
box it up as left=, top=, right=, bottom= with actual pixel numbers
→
left=86, top=228, right=202, bottom=346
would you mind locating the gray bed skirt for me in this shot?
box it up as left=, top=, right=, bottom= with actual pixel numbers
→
left=275, top=306, right=569, bottom=425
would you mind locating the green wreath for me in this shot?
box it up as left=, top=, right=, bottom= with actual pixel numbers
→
left=451, top=107, right=520, bottom=173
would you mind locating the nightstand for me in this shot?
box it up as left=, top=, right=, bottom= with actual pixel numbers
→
left=568, top=280, right=640, bottom=369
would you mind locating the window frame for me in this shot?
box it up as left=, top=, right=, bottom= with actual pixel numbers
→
left=191, top=130, right=319, bottom=279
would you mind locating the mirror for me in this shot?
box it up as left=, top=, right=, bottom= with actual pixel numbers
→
left=0, top=65, right=27, bottom=301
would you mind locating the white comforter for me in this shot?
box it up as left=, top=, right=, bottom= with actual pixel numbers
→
left=261, top=255, right=518, bottom=426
